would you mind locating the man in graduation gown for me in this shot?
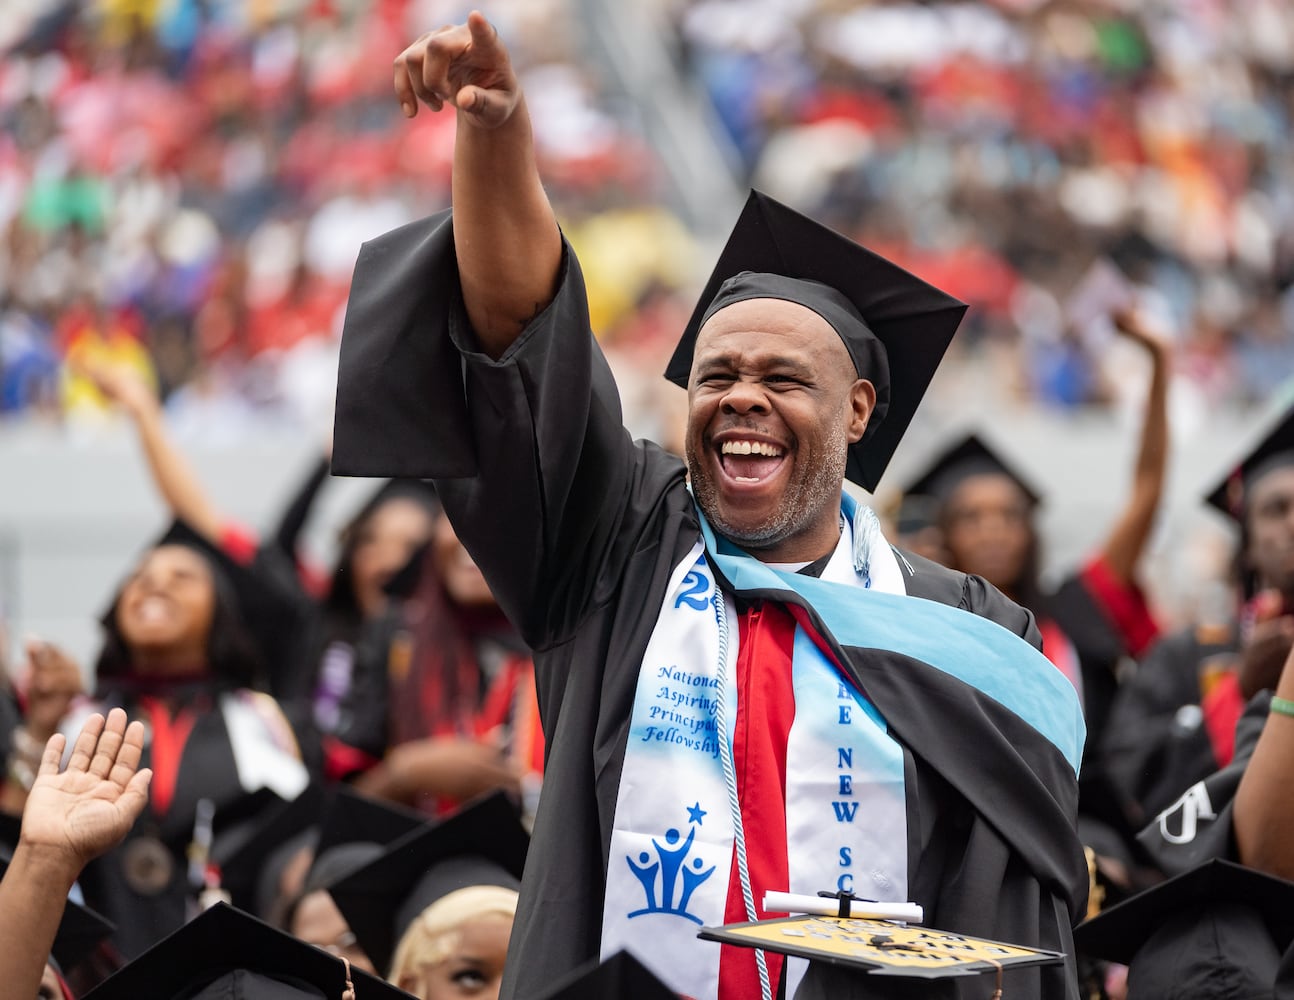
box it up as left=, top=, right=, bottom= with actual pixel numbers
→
left=332, top=14, right=1087, bottom=1000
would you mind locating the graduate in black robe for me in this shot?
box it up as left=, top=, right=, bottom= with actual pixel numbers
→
left=333, top=15, right=1086, bottom=1000
left=1072, top=627, right=1294, bottom=996
left=900, top=420, right=1165, bottom=772
left=1100, top=403, right=1294, bottom=825
left=51, top=522, right=311, bottom=964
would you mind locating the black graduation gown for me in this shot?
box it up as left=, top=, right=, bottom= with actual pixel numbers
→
left=1110, top=694, right=1294, bottom=997
left=1045, top=572, right=1130, bottom=762
left=1100, top=626, right=1236, bottom=823
left=332, top=212, right=1088, bottom=1000
left=72, top=686, right=299, bottom=961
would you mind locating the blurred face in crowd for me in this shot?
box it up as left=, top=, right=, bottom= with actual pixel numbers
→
left=685, top=298, right=873, bottom=563
left=1246, top=464, right=1294, bottom=596
left=290, top=889, right=376, bottom=976
left=941, top=474, right=1034, bottom=593
left=433, top=516, right=496, bottom=609
left=350, top=498, right=438, bottom=619
left=115, top=545, right=216, bottom=671
left=397, top=912, right=511, bottom=1000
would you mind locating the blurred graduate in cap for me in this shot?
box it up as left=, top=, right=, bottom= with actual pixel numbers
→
left=278, top=787, right=430, bottom=974
left=255, top=461, right=537, bottom=816
left=84, top=357, right=528, bottom=809
left=1101, top=402, right=1294, bottom=825
left=254, top=468, right=441, bottom=771
left=328, top=793, right=527, bottom=999
left=18, top=508, right=312, bottom=961
left=329, top=13, right=1087, bottom=1000
left=901, top=305, right=1170, bottom=761
left=338, top=514, right=539, bottom=819
left=78, top=359, right=440, bottom=773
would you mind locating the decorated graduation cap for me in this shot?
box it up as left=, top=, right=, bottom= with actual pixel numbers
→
left=0, top=854, right=115, bottom=971
left=536, top=950, right=676, bottom=1000
left=902, top=432, right=1043, bottom=508
left=327, top=791, right=528, bottom=976
left=1204, top=401, right=1294, bottom=522
left=1073, top=859, right=1294, bottom=997
left=664, top=190, right=968, bottom=492
left=699, top=913, right=1064, bottom=986
left=80, top=902, right=413, bottom=1000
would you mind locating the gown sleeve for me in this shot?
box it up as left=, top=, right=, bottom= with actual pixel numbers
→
left=1099, top=629, right=1227, bottom=819
left=333, top=211, right=669, bottom=651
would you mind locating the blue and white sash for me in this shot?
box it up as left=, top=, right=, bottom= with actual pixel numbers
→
left=601, top=497, right=911, bottom=999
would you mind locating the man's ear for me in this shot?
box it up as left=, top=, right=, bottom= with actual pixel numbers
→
left=847, top=379, right=876, bottom=444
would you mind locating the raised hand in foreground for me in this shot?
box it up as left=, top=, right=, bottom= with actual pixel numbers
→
left=21, top=708, right=152, bottom=868
left=0, top=709, right=152, bottom=999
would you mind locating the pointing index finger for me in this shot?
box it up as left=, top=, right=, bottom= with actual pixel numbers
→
left=466, top=10, right=501, bottom=55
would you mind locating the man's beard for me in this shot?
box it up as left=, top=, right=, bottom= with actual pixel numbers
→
left=687, top=420, right=850, bottom=553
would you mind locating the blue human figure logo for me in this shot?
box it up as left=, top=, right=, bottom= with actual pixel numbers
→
left=626, top=803, right=715, bottom=924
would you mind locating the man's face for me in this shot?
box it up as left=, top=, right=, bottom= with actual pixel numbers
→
left=1246, top=464, right=1294, bottom=594
left=685, top=297, right=874, bottom=563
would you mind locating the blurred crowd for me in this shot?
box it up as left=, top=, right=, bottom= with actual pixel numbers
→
left=0, top=0, right=673, bottom=436
left=3, top=0, right=1294, bottom=435
left=670, top=0, right=1294, bottom=410
left=3, top=3, right=1294, bottom=998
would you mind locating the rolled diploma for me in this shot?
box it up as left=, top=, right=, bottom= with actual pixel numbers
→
left=763, top=891, right=924, bottom=924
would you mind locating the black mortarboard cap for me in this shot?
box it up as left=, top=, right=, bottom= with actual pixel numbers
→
left=80, top=901, right=413, bottom=1000
left=213, top=784, right=326, bottom=915
left=1205, top=402, right=1294, bottom=522
left=0, top=855, right=115, bottom=970
left=1073, top=858, right=1294, bottom=967
left=903, top=432, right=1042, bottom=508
left=307, top=786, right=430, bottom=891
left=328, top=792, right=528, bottom=975
left=536, top=950, right=676, bottom=1000
left=664, top=190, right=967, bottom=491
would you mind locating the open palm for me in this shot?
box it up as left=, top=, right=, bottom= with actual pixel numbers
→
left=21, top=709, right=152, bottom=868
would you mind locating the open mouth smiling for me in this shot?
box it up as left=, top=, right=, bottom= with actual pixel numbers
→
left=716, top=437, right=788, bottom=485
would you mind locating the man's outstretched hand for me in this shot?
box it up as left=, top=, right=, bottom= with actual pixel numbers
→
left=394, top=11, right=519, bottom=128
left=20, top=708, right=152, bottom=872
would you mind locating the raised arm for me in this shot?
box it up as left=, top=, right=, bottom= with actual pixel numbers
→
left=1235, top=645, right=1294, bottom=880
left=0, top=709, right=150, bottom=999
left=394, top=11, right=561, bottom=357
left=1095, top=310, right=1171, bottom=585
left=83, top=362, right=224, bottom=541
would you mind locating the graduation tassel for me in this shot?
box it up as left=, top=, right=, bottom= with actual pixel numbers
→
left=341, top=957, right=356, bottom=1000
left=987, top=958, right=1004, bottom=999
left=851, top=503, right=884, bottom=584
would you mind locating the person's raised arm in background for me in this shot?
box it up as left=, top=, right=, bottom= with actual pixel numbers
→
left=394, top=10, right=561, bottom=357
left=1089, top=309, right=1171, bottom=652
left=79, top=362, right=223, bottom=542
left=0, top=709, right=150, bottom=999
